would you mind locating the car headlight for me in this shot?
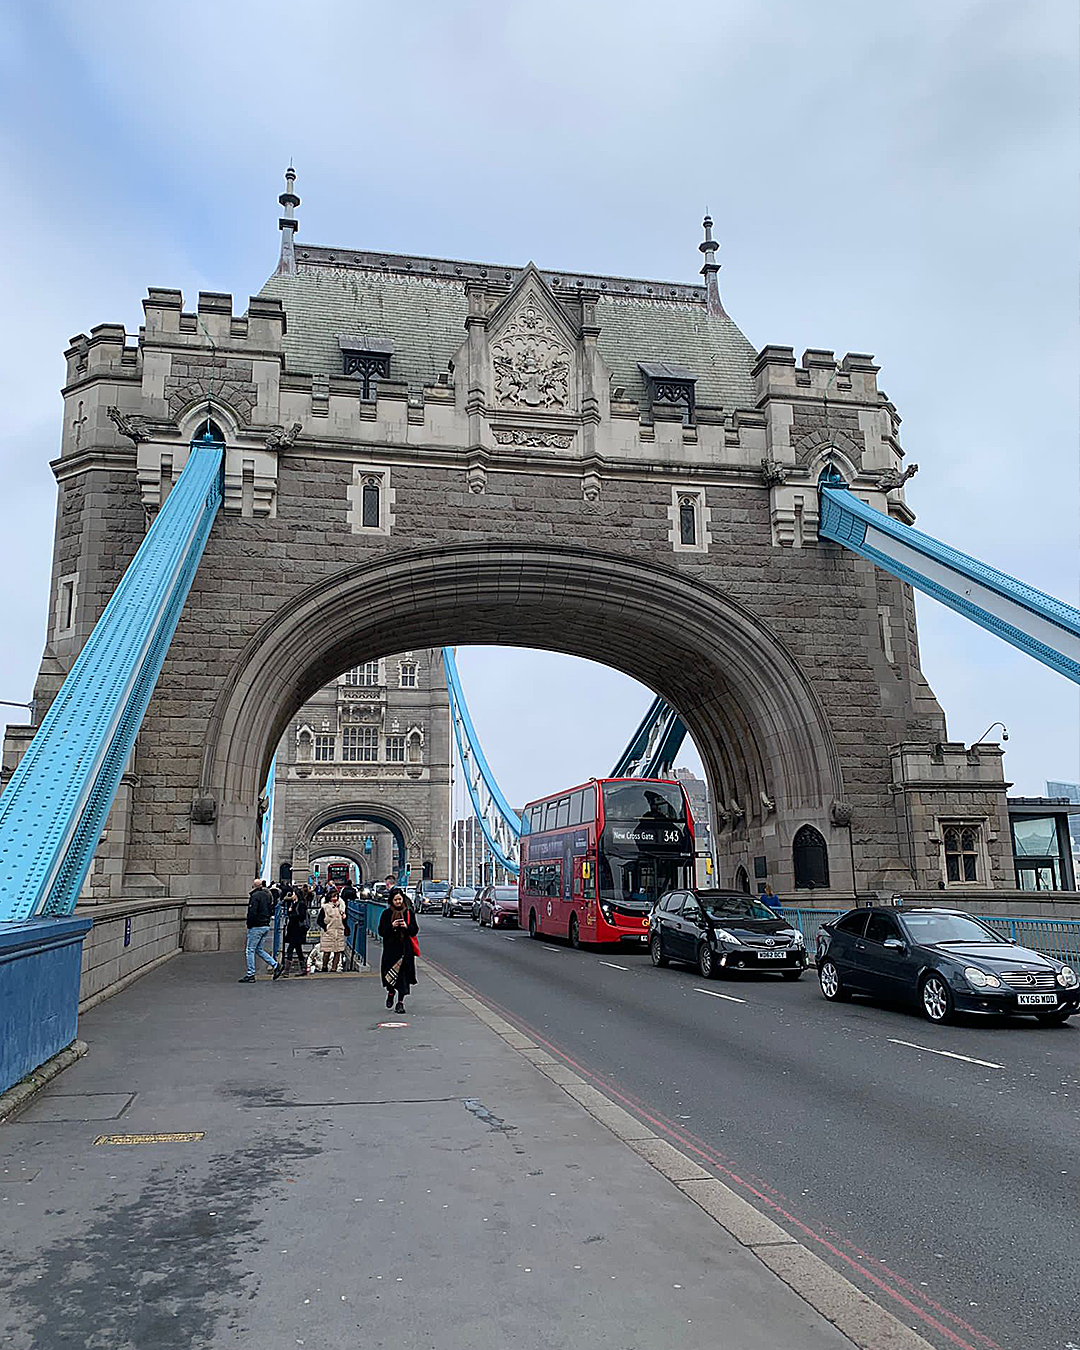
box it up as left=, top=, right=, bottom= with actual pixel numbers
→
left=712, top=928, right=739, bottom=945
left=964, top=966, right=1001, bottom=989
left=787, top=929, right=804, bottom=947
left=1056, top=966, right=1078, bottom=988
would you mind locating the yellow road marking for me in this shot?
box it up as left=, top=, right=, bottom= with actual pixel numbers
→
left=92, top=1132, right=205, bottom=1145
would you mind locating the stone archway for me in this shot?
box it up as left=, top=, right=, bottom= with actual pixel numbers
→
left=293, top=801, right=417, bottom=884
left=308, top=846, right=367, bottom=883
left=194, top=543, right=845, bottom=903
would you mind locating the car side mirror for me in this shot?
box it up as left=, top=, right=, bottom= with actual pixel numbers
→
left=883, top=937, right=906, bottom=952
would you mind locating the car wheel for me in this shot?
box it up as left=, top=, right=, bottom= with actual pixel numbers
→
left=818, top=959, right=848, bottom=1001
left=528, top=909, right=539, bottom=939
left=1035, top=1009, right=1074, bottom=1026
left=697, top=942, right=715, bottom=979
left=568, top=914, right=580, bottom=950
left=650, top=933, right=668, bottom=968
left=781, top=969, right=803, bottom=981
left=920, top=972, right=954, bottom=1024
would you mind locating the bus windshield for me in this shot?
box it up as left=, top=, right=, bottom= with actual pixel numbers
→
left=600, top=854, right=689, bottom=909
left=602, top=781, right=686, bottom=825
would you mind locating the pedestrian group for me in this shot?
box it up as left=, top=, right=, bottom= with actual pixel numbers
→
left=239, top=875, right=421, bottom=1015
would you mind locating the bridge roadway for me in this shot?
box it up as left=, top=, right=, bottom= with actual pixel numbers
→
left=423, top=915, right=1080, bottom=1350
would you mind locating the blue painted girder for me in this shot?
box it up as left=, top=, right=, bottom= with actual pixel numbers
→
left=0, top=438, right=224, bottom=921
left=819, top=484, right=1080, bottom=684
left=610, top=695, right=687, bottom=779
left=443, top=648, right=522, bottom=876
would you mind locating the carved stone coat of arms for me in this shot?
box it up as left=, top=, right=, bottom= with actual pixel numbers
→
left=490, top=305, right=571, bottom=410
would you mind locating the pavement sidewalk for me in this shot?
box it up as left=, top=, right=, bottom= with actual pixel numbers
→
left=0, top=950, right=862, bottom=1350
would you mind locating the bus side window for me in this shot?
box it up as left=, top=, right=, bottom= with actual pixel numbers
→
left=544, top=802, right=558, bottom=832
left=557, top=796, right=571, bottom=829
left=569, top=791, right=583, bottom=826
left=580, top=787, right=596, bottom=823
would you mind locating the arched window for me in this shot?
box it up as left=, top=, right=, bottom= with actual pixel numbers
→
left=793, top=825, right=829, bottom=890
left=193, top=418, right=225, bottom=445
left=943, top=825, right=980, bottom=882
left=734, top=865, right=751, bottom=894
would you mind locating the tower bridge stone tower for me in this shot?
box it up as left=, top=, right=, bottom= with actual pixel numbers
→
left=271, top=649, right=450, bottom=887
left=3, top=171, right=1015, bottom=946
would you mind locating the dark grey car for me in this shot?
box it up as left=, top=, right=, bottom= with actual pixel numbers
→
left=816, top=906, right=1080, bottom=1025
left=649, top=889, right=808, bottom=980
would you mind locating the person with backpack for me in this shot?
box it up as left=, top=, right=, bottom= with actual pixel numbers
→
left=379, top=887, right=418, bottom=1013
left=239, top=878, right=283, bottom=983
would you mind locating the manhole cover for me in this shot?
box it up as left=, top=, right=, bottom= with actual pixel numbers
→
left=24, top=1092, right=135, bottom=1122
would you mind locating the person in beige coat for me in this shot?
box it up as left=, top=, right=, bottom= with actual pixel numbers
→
left=317, top=889, right=347, bottom=972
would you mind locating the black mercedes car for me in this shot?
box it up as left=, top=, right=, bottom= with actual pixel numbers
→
left=816, top=906, right=1080, bottom=1025
left=649, top=889, right=807, bottom=979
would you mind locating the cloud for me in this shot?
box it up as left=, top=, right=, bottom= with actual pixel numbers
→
left=1, top=0, right=1075, bottom=800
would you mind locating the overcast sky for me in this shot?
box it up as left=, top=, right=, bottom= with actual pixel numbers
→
left=1, top=0, right=1077, bottom=814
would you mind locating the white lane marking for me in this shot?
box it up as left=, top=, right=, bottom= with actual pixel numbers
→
left=887, top=1038, right=1004, bottom=1070
left=599, top=961, right=628, bottom=971
left=694, top=987, right=747, bottom=1004
left=542, top=945, right=561, bottom=953
left=503, top=936, right=517, bottom=942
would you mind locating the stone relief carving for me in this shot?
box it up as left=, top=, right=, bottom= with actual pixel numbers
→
left=760, top=456, right=792, bottom=487
left=830, top=800, right=855, bottom=827
left=760, top=791, right=776, bottom=815
left=265, top=422, right=303, bottom=449
left=491, top=304, right=571, bottom=410
left=582, top=471, right=601, bottom=504
left=493, top=428, right=574, bottom=449
left=190, top=795, right=217, bottom=825
left=108, top=406, right=163, bottom=444
left=877, top=463, right=918, bottom=491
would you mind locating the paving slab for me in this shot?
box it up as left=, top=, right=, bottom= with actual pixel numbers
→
left=0, top=953, right=857, bottom=1350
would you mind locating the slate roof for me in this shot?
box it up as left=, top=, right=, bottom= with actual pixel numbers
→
left=259, top=246, right=760, bottom=411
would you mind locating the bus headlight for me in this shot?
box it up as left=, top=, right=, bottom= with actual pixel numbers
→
left=599, top=902, right=613, bottom=922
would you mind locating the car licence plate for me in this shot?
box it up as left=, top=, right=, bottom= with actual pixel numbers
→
left=758, top=950, right=786, bottom=960
left=1017, top=993, right=1057, bottom=1007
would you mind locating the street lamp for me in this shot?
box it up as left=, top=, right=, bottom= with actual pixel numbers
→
left=974, top=722, right=1009, bottom=743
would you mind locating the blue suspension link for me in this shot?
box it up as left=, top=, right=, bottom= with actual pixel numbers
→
left=819, top=482, right=1080, bottom=684
left=443, top=648, right=522, bottom=876
left=610, top=695, right=687, bottom=778
left=0, top=436, right=224, bottom=921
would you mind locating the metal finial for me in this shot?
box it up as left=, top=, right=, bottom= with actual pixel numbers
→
left=276, top=166, right=300, bottom=276
left=698, top=210, right=725, bottom=318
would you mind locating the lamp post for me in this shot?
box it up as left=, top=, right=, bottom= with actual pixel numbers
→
left=974, top=722, right=1009, bottom=743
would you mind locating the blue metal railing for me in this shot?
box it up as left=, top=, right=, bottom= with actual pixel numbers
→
left=0, top=435, right=224, bottom=921
left=779, top=907, right=1080, bottom=966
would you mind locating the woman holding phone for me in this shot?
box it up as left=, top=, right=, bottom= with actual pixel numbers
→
left=379, top=887, right=419, bottom=1013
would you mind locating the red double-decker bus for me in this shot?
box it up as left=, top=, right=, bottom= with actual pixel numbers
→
left=519, top=777, right=695, bottom=947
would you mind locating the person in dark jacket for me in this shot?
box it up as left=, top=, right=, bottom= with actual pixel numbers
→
left=378, top=887, right=418, bottom=1013
left=282, top=887, right=310, bottom=976
left=240, top=878, right=283, bottom=983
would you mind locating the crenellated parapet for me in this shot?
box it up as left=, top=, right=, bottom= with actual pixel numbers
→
left=753, top=346, right=917, bottom=547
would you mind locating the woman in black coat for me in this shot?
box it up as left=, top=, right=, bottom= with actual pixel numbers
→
left=283, top=887, right=310, bottom=975
left=379, top=888, right=418, bottom=1013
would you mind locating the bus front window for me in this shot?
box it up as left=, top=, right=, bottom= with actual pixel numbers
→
left=599, top=855, right=688, bottom=909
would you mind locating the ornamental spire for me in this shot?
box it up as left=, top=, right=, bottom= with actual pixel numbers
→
left=699, top=212, right=726, bottom=319
left=275, top=165, right=300, bottom=276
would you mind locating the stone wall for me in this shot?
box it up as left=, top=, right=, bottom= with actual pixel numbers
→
left=77, top=900, right=183, bottom=1009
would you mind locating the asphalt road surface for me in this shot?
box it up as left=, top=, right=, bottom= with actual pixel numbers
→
left=419, top=914, right=1080, bottom=1350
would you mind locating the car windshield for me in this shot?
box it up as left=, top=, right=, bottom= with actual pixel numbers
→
left=450, top=889, right=474, bottom=899
left=494, top=887, right=518, bottom=901
left=698, top=895, right=777, bottom=921
left=900, top=912, right=999, bottom=944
